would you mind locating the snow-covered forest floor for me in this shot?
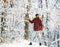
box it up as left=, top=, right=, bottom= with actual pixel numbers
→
left=0, top=39, right=47, bottom=47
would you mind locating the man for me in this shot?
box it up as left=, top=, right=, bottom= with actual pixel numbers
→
left=27, top=14, right=43, bottom=46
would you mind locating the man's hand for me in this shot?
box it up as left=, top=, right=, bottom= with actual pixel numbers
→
left=25, top=18, right=30, bottom=22
left=26, top=18, right=30, bottom=20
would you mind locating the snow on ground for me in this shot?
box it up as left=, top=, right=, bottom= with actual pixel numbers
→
left=0, top=39, right=47, bottom=47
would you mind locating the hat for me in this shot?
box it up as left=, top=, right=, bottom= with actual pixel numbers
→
left=35, top=14, right=39, bottom=16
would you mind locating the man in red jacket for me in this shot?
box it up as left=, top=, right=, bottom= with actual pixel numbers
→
left=29, top=14, right=43, bottom=31
left=27, top=14, right=43, bottom=46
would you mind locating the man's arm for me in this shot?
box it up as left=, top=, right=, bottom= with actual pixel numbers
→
left=26, top=18, right=34, bottom=23
left=29, top=19, right=34, bottom=23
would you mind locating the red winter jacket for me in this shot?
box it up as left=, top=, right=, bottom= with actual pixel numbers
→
left=29, top=17, right=43, bottom=31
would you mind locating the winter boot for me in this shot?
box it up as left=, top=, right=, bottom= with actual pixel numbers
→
left=29, top=42, right=32, bottom=45
left=39, top=43, right=42, bottom=46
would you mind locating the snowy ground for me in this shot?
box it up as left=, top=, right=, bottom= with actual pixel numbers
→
left=0, top=39, right=47, bottom=47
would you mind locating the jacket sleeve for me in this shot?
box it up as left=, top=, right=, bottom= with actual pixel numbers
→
left=29, top=19, right=34, bottom=23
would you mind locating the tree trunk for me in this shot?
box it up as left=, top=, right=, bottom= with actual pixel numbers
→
left=24, top=0, right=31, bottom=40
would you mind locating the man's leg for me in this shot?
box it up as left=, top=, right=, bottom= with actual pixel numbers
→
left=29, top=31, right=37, bottom=45
left=37, top=31, right=42, bottom=46
left=29, top=31, right=33, bottom=45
